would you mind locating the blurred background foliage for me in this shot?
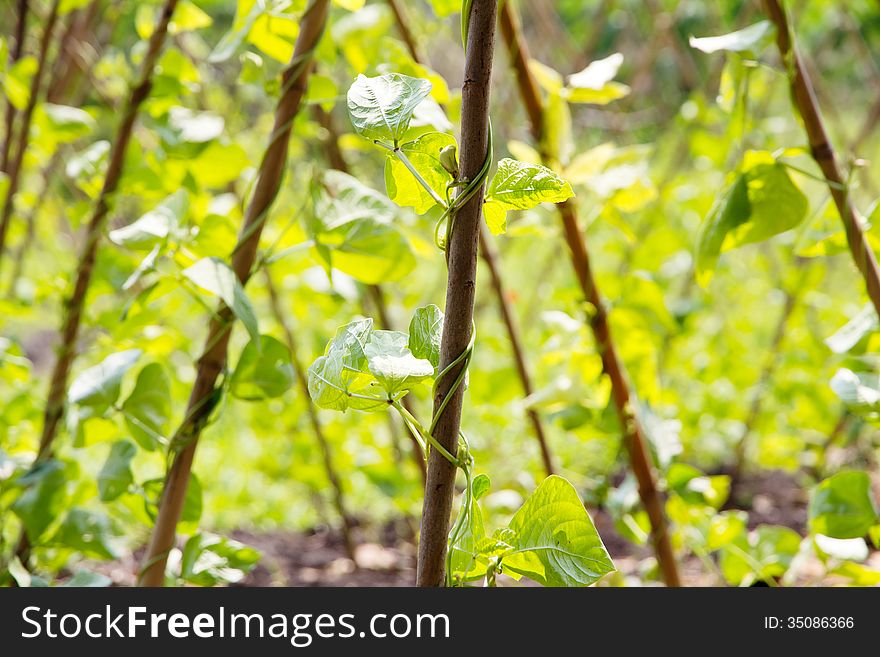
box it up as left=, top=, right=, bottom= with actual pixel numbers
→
left=1, top=0, right=879, bottom=586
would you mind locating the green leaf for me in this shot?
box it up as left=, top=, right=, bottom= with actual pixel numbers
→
left=166, top=107, right=225, bottom=144
left=384, top=131, right=456, bottom=214
left=68, top=349, right=142, bottom=415
left=109, top=190, right=188, bottom=250
left=689, top=21, right=775, bottom=56
left=364, top=330, right=434, bottom=396
left=98, top=440, right=136, bottom=501
left=121, top=363, right=172, bottom=451
left=564, top=53, right=630, bottom=105
left=825, top=303, right=878, bottom=354
left=408, top=304, right=444, bottom=371
left=719, top=525, right=800, bottom=586
left=472, top=474, right=491, bottom=501
left=696, top=151, right=807, bottom=284
left=809, top=471, right=879, bottom=539
left=180, top=532, right=261, bottom=586
left=230, top=335, right=295, bottom=400
left=39, top=103, right=95, bottom=142
left=182, top=257, right=260, bottom=343
left=51, top=508, right=119, bottom=559
left=11, top=460, right=71, bottom=542
left=483, top=158, right=575, bottom=235
left=3, top=55, right=37, bottom=110
left=309, top=171, right=416, bottom=283
left=449, top=493, right=488, bottom=583
left=503, top=475, right=615, bottom=586
left=347, top=73, right=432, bottom=144
left=308, top=319, right=387, bottom=412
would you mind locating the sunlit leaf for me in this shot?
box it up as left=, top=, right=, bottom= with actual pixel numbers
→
left=68, top=349, right=142, bottom=415
left=347, top=73, right=432, bottom=144
left=503, top=475, right=615, bottom=586
left=809, top=471, right=879, bottom=539
left=121, top=363, right=172, bottom=451
left=98, top=440, right=137, bottom=501
left=690, top=21, right=775, bottom=56
left=408, top=304, right=444, bottom=370
left=230, top=335, right=295, bottom=400
left=182, top=258, right=260, bottom=343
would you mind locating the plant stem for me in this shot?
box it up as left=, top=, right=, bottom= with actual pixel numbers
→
left=385, top=0, right=425, bottom=64
left=311, top=104, right=428, bottom=485
left=263, top=269, right=357, bottom=562
left=12, top=0, right=180, bottom=570
left=478, top=224, right=555, bottom=475
left=0, top=0, right=61, bottom=268
left=417, top=0, right=498, bottom=588
left=388, top=0, right=555, bottom=477
left=1, top=0, right=28, bottom=174
left=46, top=0, right=102, bottom=104
left=137, top=0, right=329, bottom=587
left=762, top=0, right=880, bottom=319
left=498, top=0, right=681, bottom=587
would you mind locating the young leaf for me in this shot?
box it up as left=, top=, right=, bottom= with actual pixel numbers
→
left=689, top=21, right=775, bottom=56
left=696, top=151, right=807, bottom=284
left=384, top=132, right=456, bottom=214
left=502, top=475, right=615, bottom=586
left=230, top=335, right=295, bottom=400
left=121, top=363, right=172, bottom=451
left=308, top=319, right=387, bottom=412
left=347, top=73, right=432, bottom=144
left=408, top=304, right=444, bottom=370
left=483, top=158, right=575, bottom=235
left=809, top=471, right=879, bottom=539
left=97, top=441, right=137, bottom=501
left=68, top=349, right=142, bottom=415
left=109, top=190, right=188, bottom=250
left=364, top=330, right=434, bottom=396
left=182, top=257, right=260, bottom=343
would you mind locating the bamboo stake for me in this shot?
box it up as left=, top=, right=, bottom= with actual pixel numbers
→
left=417, top=0, right=498, bottom=587
left=13, top=0, right=181, bottom=567
left=762, top=0, right=880, bottom=319
left=1, top=0, right=28, bottom=173
left=498, top=0, right=681, bottom=586
left=387, top=0, right=555, bottom=476
left=138, top=0, right=330, bottom=587
left=0, top=0, right=61, bottom=266
left=263, top=270, right=357, bottom=562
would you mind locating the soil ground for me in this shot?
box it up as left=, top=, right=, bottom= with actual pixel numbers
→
left=88, top=469, right=877, bottom=587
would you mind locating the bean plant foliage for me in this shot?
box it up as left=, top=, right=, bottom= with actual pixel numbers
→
left=1, top=0, right=880, bottom=590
